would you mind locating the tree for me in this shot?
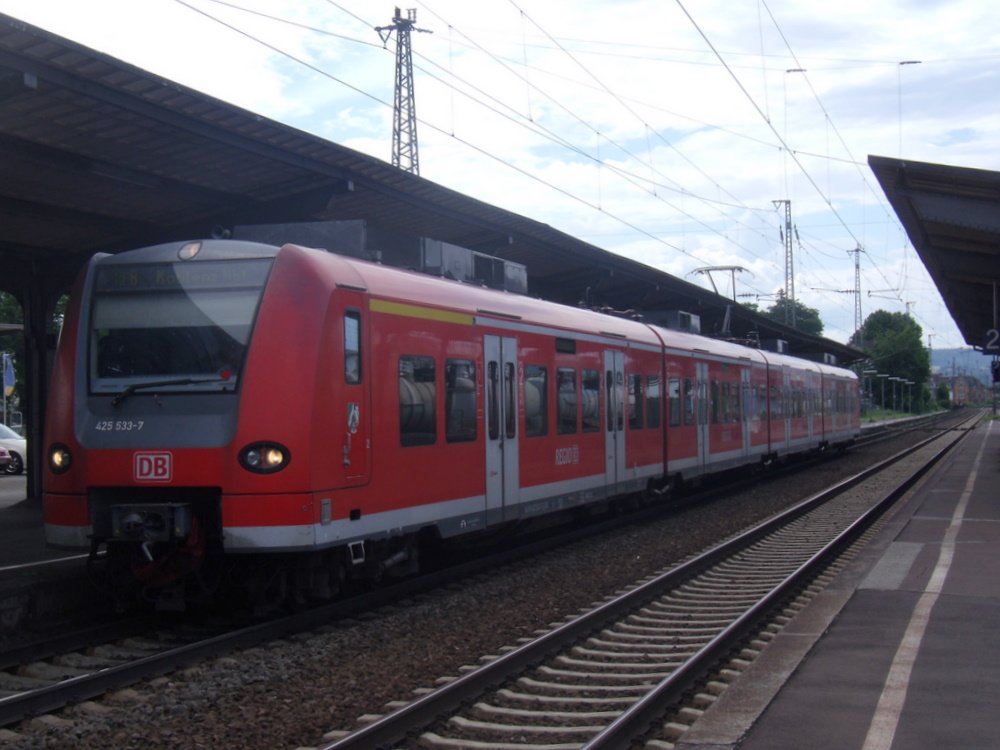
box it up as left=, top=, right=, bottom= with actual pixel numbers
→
left=851, top=310, right=931, bottom=411
left=759, top=297, right=824, bottom=336
left=935, top=382, right=951, bottom=410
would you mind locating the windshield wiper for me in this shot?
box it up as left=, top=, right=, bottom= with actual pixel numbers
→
left=111, top=375, right=232, bottom=407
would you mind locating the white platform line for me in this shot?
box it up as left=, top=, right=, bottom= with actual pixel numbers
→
left=861, top=421, right=991, bottom=750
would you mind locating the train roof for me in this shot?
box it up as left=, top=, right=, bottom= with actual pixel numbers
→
left=293, top=244, right=663, bottom=348
left=653, top=325, right=769, bottom=365
left=0, top=13, right=863, bottom=367
left=290, top=244, right=860, bottom=377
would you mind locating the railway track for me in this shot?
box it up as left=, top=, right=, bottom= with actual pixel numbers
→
left=318, top=410, right=981, bottom=750
left=0, top=411, right=967, bottom=736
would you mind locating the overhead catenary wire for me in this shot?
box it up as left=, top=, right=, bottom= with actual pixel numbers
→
left=179, top=0, right=778, bottom=266
left=167, top=0, right=955, bottom=343
left=177, top=0, right=813, bottom=274
left=674, top=0, right=864, bottom=251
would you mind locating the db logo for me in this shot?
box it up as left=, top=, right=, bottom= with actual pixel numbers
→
left=134, top=452, right=172, bottom=482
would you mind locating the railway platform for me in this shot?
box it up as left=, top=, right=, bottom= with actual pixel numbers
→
left=0, top=487, right=59, bottom=567
left=0, top=486, right=100, bottom=640
left=677, top=417, right=1000, bottom=750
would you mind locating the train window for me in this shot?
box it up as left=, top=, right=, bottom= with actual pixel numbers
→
left=628, top=374, right=643, bottom=430
left=606, top=371, right=613, bottom=432
left=90, top=258, right=273, bottom=394
left=445, top=359, right=476, bottom=443
left=557, top=368, right=577, bottom=434
left=524, top=365, right=548, bottom=437
left=555, top=337, right=576, bottom=354
left=607, top=370, right=624, bottom=432
left=487, top=362, right=499, bottom=440
left=710, top=380, right=720, bottom=424
left=668, top=378, right=681, bottom=426
left=770, top=385, right=782, bottom=418
left=399, top=356, right=436, bottom=447
left=581, top=369, right=600, bottom=432
left=504, top=363, right=516, bottom=439
left=683, top=378, right=695, bottom=426
left=646, top=375, right=661, bottom=429
left=344, top=311, right=361, bottom=384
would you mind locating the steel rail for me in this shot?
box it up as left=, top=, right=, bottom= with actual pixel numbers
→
left=319, top=411, right=981, bottom=750
left=582, top=411, right=981, bottom=750
left=0, top=411, right=962, bottom=730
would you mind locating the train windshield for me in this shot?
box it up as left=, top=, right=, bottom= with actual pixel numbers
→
left=88, top=259, right=273, bottom=395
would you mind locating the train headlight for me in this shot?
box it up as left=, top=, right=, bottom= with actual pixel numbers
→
left=48, top=444, right=73, bottom=474
left=239, top=442, right=290, bottom=474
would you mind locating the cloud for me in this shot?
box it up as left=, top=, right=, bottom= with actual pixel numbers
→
left=2, top=0, right=994, bottom=349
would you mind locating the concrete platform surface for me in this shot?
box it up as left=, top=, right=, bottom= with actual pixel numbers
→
left=677, top=418, right=999, bottom=750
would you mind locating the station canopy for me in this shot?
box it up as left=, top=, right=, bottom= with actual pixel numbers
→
left=870, top=155, right=1000, bottom=355
left=0, top=12, right=861, bottom=364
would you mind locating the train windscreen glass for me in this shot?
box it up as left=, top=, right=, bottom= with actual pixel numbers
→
left=88, top=259, right=273, bottom=395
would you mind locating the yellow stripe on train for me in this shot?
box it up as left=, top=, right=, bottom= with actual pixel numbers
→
left=369, top=298, right=474, bottom=326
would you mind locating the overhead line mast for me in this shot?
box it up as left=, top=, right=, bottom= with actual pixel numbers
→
left=376, top=7, right=431, bottom=175
left=773, top=199, right=795, bottom=327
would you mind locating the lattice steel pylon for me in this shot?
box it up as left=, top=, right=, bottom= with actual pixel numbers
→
left=376, top=7, right=431, bottom=175
left=849, top=245, right=863, bottom=336
left=773, top=199, right=795, bottom=327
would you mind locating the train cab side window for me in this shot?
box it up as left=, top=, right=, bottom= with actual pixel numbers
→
left=628, top=374, right=643, bottom=430
left=399, top=355, right=436, bottom=446
left=557, top=367, right=578, bottom=434
left=581, top=369, right=600, bottom=432
left=524, top=365, right=548, bottom=437
left=344, top=311, right=361, bottom=384
left=445, top=359, right=476, bottom=443
left=646, top=375, right=661, bottom=429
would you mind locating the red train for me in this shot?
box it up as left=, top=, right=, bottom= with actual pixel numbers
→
left=43, top=239, right=859, bottom=607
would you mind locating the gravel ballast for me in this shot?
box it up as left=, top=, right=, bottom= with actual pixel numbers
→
left=7, top=435, right=925, bottom=749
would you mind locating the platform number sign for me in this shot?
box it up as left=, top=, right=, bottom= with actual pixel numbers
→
left=985, top=328, right=1000, bottom=384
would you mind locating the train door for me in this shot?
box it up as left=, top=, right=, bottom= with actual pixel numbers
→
left=807, top=372, right=817, bottom=439
left=485, top=335, right=519, bottom=523
left=696, top=361, right=710, bottom=473
left=341, top=298, right=370, bottom=486
left=781, top=367, right=792, bottom=451
left=604, top=350, right=625, bottom=495
left=741, top=367, right=751, bottom=456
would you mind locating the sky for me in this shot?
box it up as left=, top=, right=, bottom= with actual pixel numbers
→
left=3, top=0, right=999, bottom=351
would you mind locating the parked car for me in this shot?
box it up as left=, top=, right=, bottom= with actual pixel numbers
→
left=0, top=424, right=25, bottom=474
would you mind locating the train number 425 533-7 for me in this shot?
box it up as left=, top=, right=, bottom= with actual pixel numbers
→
left=95, top=420, right=145, bottom=432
